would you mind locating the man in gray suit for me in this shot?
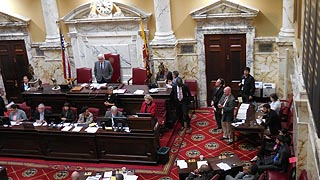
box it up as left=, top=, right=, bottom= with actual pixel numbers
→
left=94, top=54, right=114, bottom=83
left=218, top=86, right=237, bottom=145
left=105, top=106, right=124, bottom=127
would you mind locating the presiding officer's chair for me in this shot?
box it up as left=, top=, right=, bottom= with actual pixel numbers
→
left=127, top=67, right=148, bottom=85
left=76, top=67, right=92, bottom=83
left=104, top=53, right=121, bottom=83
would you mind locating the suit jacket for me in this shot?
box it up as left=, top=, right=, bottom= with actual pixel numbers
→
left=9, top=109, right=27, bottom=121
left=211, top=86, right=224, bottom=108
left=263, top=109, right=281, bottom=135
left=94, top=60, right=114, bottom=82
left=240, top=74, right=255, bottom=96
left=104, top=111, right=124, bottom=118
left=140, top=101, right=156, bottom=117
left=170, top=84, right=192, bottom=105
left=218, top=94, right=236, bottom=122
left=60, top=109, right=75, bottom=122
left=77, top=112, right=93, bottom=124
left=21, top=83, right=30, bottom=92
left=273, top=143, right=290, bottom=172
left=32, top=109, right=52, bottom=122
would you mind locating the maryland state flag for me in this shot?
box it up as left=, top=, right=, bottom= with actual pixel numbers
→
left=140, top=17, right=152, bottom=78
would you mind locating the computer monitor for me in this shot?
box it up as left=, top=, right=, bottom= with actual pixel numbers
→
left=112, top=117, right=128, bottom=130
left=0, top=116, right=10, bottom=126
left=96, top=117, right=112, bottom=127
left=136, top=113, right=152, bottom=117
left=45, top=114, right=61, bottom=124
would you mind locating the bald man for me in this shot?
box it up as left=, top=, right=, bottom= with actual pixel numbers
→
left=94, top=54, right=113, bottom=83
left=71, top=171, right=80, bottom=180
left=218, top=86, right=237, bottom=145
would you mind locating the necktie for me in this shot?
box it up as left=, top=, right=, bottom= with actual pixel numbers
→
left=178, top=87, right=183, bottom=101
left=221, top=96, right=228, bottom=115
left=100, top=63, right=103, bottom=71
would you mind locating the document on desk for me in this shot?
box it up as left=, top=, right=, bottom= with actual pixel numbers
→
left=113, top=89, right=126, bottom=94
left=197, top=161, right=208, bottom=169
left=177, top=160, right=188, bottom=169
left=85, top=127, right=99, bottom=133
left=133, top=89, right=144, bottom=95
left=216, top=162, right=231, bottom=171
left=61, top=126, right=73, bottom=132
left=72, top=126, right=82, bottom=132
left=103, top=171, right=112, bottom=178
left=125, top=175, right=138, bottom=180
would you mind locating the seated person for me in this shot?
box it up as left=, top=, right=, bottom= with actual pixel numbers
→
left=155, top=62, right=166, bottom=82
left=77, top=106, right=93, bottom=124
left=260, top=104, right=281, bottom=136
left=186, top=164, right=214, bottom=180
left=139, top=94, right=156, bottom=117
left=104, top=86, right=118, bottom=108
left=225, top=164, right=259, bottom=180
left=9, top=104, right=27, bottom=122
left=21, top=75, right=30, bottom=92
left=32, top=103, right=52, bottom=123
left=269, top=93, right=281, bottom=114
left=105, top=105, right=124, bottom=118
left=257, top=135, right=291, bottom=173
left=60, top=102, right=75, bottom=123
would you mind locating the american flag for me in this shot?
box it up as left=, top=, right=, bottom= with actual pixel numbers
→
left=59, top=29, right=71, bottom=79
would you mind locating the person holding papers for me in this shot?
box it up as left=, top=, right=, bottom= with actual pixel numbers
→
left=32, top=103, right=52, bottom=123
left=218, top=87, right=236, bottom=145
left=77, top=106, right=93, bottom=124
left=186, top=164, right=214, bottom=180
left=260, top=103, right=281, bottom=135
left=139, top=94, right=156, bottom=117
left=9, top=104, right=27, bottom=122
left=210, top=78, right=225, bottom=130
left=60, top=102, right=75, bottom=122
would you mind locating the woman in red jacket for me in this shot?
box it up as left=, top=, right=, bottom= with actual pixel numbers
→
left=140, top=94, right=156, bottom=116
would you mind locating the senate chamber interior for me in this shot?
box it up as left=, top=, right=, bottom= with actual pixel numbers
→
left=0, top=0, right=318, bottom=180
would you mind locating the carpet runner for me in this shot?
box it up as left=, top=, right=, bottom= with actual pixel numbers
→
left=1, top=108, right=258, bottom=179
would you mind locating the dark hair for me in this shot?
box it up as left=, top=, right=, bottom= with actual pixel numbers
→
left=279, top=128, right=288, bottom=135
left=81, top=106, right=89, bottom=113
left=10, top=104, right=18, bottom=109
left=270, top=93, right=279, bottom=101
left=218, top=78, right=225, bottom=86
left=276, top=135, right=285, bottom=143
left=250, top=164, right=258, bottom=175
left=262, top=103, right=271, bottom=109
left=244, top=67, right=250, bottom=72
left=173, top=71, right=179, bottom=77
left=115, top=174, right=124, bottom=180
left=63, top=102, right=70, bottom=107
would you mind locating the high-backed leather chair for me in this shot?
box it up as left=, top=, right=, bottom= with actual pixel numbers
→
left=127, top=67, right=148, bottom=85
left=154, top=99, right=167, bottom=126
left=104, top=53, right=121, bottom=83
left=88, top=107, right=99, bottom=122
left=76, top=67, right=92, bottom=83
left=184, top=79, right=198, bottom=110
left=16, top=102, right=32, bottom=120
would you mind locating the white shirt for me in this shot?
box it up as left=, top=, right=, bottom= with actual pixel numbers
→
left=270, top=100, right=281, bottom=114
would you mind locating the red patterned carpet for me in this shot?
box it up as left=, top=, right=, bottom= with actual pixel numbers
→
left=1, top=108, right=258, bottom=180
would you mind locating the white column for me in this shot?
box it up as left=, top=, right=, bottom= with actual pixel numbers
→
left=41, top=0, right=60, bottom=44
left=151, top=0, right=176, bottom=44
left=279, top=0, right=295, bottom=39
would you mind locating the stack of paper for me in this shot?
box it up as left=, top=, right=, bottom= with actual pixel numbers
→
left=177, top=160, right=188, bottom=169
left=113, top=89, right=126, bottom=94
left=133, top=90, right=144, bottom=95
left=85, top=127, right=99, bottom=133
left=216, top=162, right=231, bottom=171
left=61, top=126, right=73, bottom=132
left=236, top=103, right=250, bottom=120
left=72, top=126, right=82, bottom=132
left=196, top=161, right=208, bottom=169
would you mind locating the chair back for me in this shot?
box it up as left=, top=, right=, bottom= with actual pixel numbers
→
left=210, top=174, right=220, bottom=180
left=76, top=67, right=92, bottom=83
left=184, top=79, right=197, bottom=94
left=299, top=169, right=308, bottom=180
left=129, top=68, right=148, bottom=85
left=104, top=53, right=121, bottom=83
left=16, top=102, right=32, bottom=120
left=154, top=99, right=167, bottom=125
left=88, top=107, right=99, bottom=122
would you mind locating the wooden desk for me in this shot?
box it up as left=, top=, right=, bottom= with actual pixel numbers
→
left=22, top=84, right=172, bottom=116
left=178, top=155, right=243, bottom=180
left=0, top=124, right=159, bottom=164
left=232, top=105, right=265, bottom=149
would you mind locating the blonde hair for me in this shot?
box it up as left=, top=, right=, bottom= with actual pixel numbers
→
left=144, top=94, right=153, bottom=101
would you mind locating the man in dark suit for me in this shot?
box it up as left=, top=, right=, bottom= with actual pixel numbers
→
left=170, top=77, right=192, bottom=134
left=94, top=54, right=113, bottom=83
left=210, top=78, right=225, bottom=130
left=32, top=103, right=52, bottom=123
left=238, top=67, right=255, bottom=103
left=257, top=135, right=291, bottom=173
left=218, top=86, right=237, bottom=145
left=261, top=103, right=281, bottom=135
left=186, top=164, right=214, bottom=180
left=105, top=106, right=124, bottom=127
left=21, top=75, right=30, bottom=92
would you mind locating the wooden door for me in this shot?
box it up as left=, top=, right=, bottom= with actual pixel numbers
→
left=205, top=34, right=246, bottom=105
left=0, top=40, right=30, bottom=101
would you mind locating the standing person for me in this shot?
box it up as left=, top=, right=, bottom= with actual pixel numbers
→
left=170, top=77, right=192, bottom=134
left=94, top=54, right=113, bottom=83
left=210, top=78, right=225, bottom=130
left=218, top=86, right=236, bottom=145
left=260, top=103, right=281, bottom=136
left=21, top=75, right=30, bottom=92
left=139, top=94, right=156, bottom=117
left=238, top=67, right=255, bottom=103
left=169, top=70, right=179, bottom=85
left=60, top=102, right=75, bottom=123
left=164, top=67, right=173, bottom=83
